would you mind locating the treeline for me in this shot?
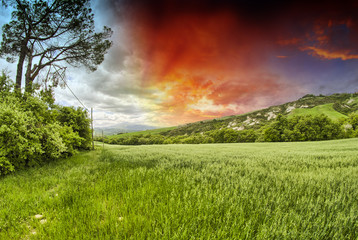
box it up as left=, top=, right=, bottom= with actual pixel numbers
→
left=0, top=73, right=92, bottom=176
left=99, top=114, right=358, bottom=145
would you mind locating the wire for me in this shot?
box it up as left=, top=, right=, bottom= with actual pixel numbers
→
left=15, top=0, right=89, bottom=111
left=57, top=68, right=88, bottom=110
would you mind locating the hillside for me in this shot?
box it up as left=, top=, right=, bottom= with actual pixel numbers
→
left=288, top=103, right=347, bottom=121
left=105, top=93, right=358, bottom=142
left=104, top=127, right=177, bottom=139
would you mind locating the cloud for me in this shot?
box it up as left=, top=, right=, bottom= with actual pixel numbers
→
left=100, top=0, right=314, bottom=125
left=277, top=12, right=358, bottom=60
left=301, top=46, right=358, bottom=60
left=2, top=0, right=358, bottom=127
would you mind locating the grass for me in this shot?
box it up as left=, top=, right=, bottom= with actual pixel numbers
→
left=108, top=126, right=177, bottom=139
left=1, top=139, right=358, bottom=239
left=289, top=103, right=347, bottom=121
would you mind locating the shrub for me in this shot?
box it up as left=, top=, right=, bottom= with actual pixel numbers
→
left=0, top=97, right=43, bottom=170
left=56, top=106, right=92, bottom=149
left=0, top=156, right=14, bottom=176
left=0, top=91, right=92, bottom=175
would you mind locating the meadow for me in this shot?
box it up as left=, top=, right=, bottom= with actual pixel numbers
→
left=1, top=139, right=358, bottom=239
left=289, top=103, right=348, bottom=121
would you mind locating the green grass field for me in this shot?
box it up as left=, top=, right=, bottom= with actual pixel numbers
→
left=289, top=103, right=347, bottom=120
left=1, top=139, right=358, bottom=239
left=108, top=126, right=177, bottom=139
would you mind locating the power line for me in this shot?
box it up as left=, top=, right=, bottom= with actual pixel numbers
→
left=15, top=0, right=89, bottom=111
left=57, top=69, right=88, bottom=110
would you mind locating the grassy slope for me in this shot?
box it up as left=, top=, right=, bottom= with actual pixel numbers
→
left=1, top=139, right=358, bottom=239
left=109, top=126, right=177, bottom=139
left=289, top=103, right=348, bottom=120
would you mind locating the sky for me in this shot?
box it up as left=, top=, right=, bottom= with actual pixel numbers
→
left=1, top=0, right=358, bottom=128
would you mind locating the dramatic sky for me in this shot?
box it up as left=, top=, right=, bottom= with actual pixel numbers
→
left=1, top=0, right=358, bottom=128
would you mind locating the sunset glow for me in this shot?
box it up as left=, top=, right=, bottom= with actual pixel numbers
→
left=102, top=0, right=358, bottom=126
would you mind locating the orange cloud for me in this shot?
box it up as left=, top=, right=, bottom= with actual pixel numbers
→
left=276, top=55, right=288, bottom=59
left=279, top=18, right=358, bottom=61
left=302, top=46, right=358, bottom=60
left=122, top=10, right=298, bottom=125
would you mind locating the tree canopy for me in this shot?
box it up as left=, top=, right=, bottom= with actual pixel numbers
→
left=0, top=0, right=112, bottom=92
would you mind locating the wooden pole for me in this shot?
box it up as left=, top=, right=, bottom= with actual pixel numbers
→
left=91, top=108, right=94, bottom=150
left=102, top=130, right=104, bottom=149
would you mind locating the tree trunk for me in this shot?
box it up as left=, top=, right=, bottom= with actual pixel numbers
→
left=15, top=44, right=27, bottom=91
left=25, top=47, right=33, bottom=93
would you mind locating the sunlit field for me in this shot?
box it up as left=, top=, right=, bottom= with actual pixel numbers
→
left=1, top=139, right=358, bottom=239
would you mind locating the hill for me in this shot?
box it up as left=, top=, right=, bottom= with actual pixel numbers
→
left=94, top=123, right=158, bottom=136
left=103, top=126, right=177, bottom=139
left=163, top=93, right=358, bottom=136
left=104, top=93, right=358, bottom=143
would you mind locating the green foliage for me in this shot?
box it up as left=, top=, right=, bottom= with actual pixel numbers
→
left=58, top=125, right=84, bottom=156
left=0, top=156, right=14, bottom=176
left=0, top=78, right=92, bottom=175
left=0, top=96, right=43, bottom=169
left=56, top=106, right=92, bottom=150
left=347, top=113, right=358, bottom=130
left=261, top=114, right=343, bottom=142
left=342, top=113, right=358, bottom=137
left=0, top=70, right=13, bottom=93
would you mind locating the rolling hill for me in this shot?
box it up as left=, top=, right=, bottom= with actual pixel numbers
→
left=105, top=93, right=358, bottom=142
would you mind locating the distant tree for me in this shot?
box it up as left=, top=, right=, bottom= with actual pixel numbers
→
left=0, top=0, right=112, bottom=92
left=0, top=70, right=14, bottom=93
left=347, top=113, right=358, bottom=131
left=261, top=114, right=288, bottom=142
left=345, top=113, right=358, bottom=137
left=237, top=129, right=257, bottom=142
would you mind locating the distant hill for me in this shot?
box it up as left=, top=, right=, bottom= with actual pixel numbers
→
left=100, top=126, right=177, bottom=138
left=105, top=93, right=358, bottom=141
left=94, top=124, right=158, bottom=136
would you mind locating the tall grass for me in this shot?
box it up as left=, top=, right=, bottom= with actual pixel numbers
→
left=1, top=139, right=358, bottom=239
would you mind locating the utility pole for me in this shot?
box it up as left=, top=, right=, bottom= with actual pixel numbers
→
left=91, top=108, right=94, bottom=150
left=102, top=130, right=104, bottom=149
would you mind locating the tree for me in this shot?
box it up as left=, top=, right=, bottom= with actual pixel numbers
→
left=0, top=0, right=112, bottom=92
left=0, top=70, right=14, bottom=93
left=261, top=114, right=288, bottom=142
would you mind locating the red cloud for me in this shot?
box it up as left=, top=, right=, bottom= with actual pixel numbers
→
left=279, top=18, right=358, bottom=61
left=301, top=46, right=358, bottom=60
left=120, top=10, right=300, bottom=125
left=110, top=0, right=358, bottom=125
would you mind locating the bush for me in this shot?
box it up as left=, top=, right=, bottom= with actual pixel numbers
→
left=0, top=91, right=92, bottom=175
left=0, top=96, right=43, bottom=169
left=0, top=156, right=14, bottom=176
left=59, top=125, right=85, bottom=156
left=56, top=106, right=92, bottom=149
